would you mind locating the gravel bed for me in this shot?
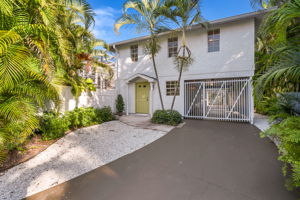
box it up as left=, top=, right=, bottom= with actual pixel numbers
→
left=0, top=121, right=170, bottom=200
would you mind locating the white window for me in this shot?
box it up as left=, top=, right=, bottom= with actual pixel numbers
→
left=166, top=81, right=180, bottom=96
left=130, top=45, right=138, bottom=62
left=168, top=37, right=178, bottom=57
left=208, top=29, right=220, bottom=52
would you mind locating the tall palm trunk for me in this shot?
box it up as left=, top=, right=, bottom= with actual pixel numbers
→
left=151, top=52, right=165, bottom=110
left=171, top=28, right=186, bottom=110
left=170, top=47, right=185, bottom=110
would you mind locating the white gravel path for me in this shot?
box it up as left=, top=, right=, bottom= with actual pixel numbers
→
left=0, top=121, right=172, bottom=200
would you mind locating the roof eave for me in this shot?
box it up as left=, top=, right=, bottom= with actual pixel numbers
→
left=110, top=9, right=271, bottom=49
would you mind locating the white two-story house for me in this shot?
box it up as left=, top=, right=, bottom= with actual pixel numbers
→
left=112, top=11, right=266, bottom=123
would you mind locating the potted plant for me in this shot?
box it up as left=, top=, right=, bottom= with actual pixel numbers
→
left=116, top=94, right=125, bottom=116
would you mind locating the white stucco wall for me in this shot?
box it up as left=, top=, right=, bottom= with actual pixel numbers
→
left=116, top=18, right=256, bottom=115
left=60, top=87, right=117, bottom=113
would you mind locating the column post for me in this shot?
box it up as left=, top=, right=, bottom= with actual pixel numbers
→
left=126, top=83, right=129, bottom=115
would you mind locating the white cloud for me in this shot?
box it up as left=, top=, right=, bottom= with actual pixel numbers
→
left=91, top=6, right=146, bottom=43
left=92, top=7, right=121, bottom=40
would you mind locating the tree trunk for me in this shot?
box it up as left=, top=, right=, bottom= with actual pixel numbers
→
left=151, top=54, right=165, bottom=110
left=170, top=47, right=185, bottom=111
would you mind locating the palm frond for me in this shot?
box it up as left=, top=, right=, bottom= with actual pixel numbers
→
left=0, top=45, right=31, bottom=88
left=255, top=48, right=300, bottom=98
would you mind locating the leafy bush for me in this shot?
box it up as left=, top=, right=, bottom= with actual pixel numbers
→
left=151, top=110, right=182, bottom=125
left=40, top=112, right=70, bottom=141
left=262, top=116, right=300, bottom=190
left=65, top=107, right=99, bottom=129
left=255, top=96, right=278, bottom=115
left=2, top=121, right=31, bottom=151
left=65, top=106, right=114, bottom=129
left=95, top=107, right=114, bottom=122
left=116, top=94, right=125, bottom=114
left=256, top=93, right=300, bottom=120
left=40, top=107, right=114, bottom=141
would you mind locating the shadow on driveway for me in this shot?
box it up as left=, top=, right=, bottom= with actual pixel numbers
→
left=26, top=120, right=298, bottom=200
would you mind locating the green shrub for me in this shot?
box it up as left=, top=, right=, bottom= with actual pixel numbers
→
left=2, top=121, right=31, bottom=150
left=262, top=116, right=300, bottom=190
left=79, top=107, right=98, bottom=127
left=65, top=107, right=98, bottom=129
left=0, top=120, right=38, bottom=164
left=65, top=109, right=80, bottom=129
left=95, top=106, right=114, bottom=122
left=65, top=107, right=114, bottom=129
left=116, top=94, right=125, bottom=114
left=255, top=96, right=278, bottom=115
left=40, top=112, right=70, bottom=141
left=151, top=110, right=182, bottom=125
left=255, top=94, right=300, bottom=117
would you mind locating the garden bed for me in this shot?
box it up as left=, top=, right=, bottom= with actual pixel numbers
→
left=0, top=135, right=58, bottom=173
left=1, top=106, right=115, bottom=173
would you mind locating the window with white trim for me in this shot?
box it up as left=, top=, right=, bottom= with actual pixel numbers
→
left=130, top=45, right=138, bottom=62
left=168, top=37, right=178, bottom=57
left=166, top=81, right=180, bottom=96
left=208, top=29, right=220, bottom=52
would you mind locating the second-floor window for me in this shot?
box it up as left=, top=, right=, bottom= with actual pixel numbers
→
left=208, top=29, right=220, bottom=52
left=130, top=45, right=138, bottom=62
left=168, top=37, right=178, bottom=57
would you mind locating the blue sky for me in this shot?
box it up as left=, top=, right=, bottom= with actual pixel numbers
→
left=87, top=0, right=255, bottom=44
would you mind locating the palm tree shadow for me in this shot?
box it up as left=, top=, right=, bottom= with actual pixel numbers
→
left=1, top=124, right=117, bottom=200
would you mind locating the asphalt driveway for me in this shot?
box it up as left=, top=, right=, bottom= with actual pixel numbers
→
left=26, top=120, right=297, bottom=200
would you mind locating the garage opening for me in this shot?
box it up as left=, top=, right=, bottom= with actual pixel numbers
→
left=184, top=78, right=253, bottom=122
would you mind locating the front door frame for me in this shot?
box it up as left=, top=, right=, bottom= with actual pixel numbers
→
left=135, top=82, right=150, bottom=114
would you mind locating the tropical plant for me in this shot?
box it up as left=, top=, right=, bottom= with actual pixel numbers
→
left=162, top=0, right=205, bottom=110
left=0, top=0, right=110, bottom=164
left=253, top=1, right=300, bottom=191
left=262, top=116, right=300, bottom=190
left=52, top=3, right=112, bottom=105
left=65, top=107, right=97, bottom=129
left=40, top=112, right=70, bottom=141
left=40, top=107, right=114, bottom=140
left=0, top=0, right=63, bottom=162
left=114, top=0, right=167, bottom=110
left=250, top=0, right=288, bottom=9
left=254, top=0, right=300, bottom=99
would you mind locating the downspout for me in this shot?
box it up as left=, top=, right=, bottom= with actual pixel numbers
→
left=113, top=44, right=120, bottom=94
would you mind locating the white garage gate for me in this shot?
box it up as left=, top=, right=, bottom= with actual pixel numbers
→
left=184, top=78, right=253, bottom=123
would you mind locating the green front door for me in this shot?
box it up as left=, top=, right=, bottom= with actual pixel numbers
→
left=135, top=82, right=150, bottom=114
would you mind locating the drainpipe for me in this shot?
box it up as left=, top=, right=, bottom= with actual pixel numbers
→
left=126, top=83, right=129, bottom=115
left=113, top=44, right=120, bottom=94
left=150, top=82, right=154, bottom=117
left=249, top=77, right=254, bottom=124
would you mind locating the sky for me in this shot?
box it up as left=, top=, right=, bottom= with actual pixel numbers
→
left=87, top=0, right=255, bottom=44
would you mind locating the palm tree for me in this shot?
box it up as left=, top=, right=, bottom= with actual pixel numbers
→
left=254, top=0, right=300, bottom=98
left=162, top=0, right=205, bottom=110
left=54, top=2, right=112, bottom=106
left=114, top=0, right=166, bottom=110
left=250, top=0, right=287, bottom=8
left=0, top=0, right=108, bottom=163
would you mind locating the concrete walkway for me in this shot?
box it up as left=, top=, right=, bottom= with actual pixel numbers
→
left=254, top=113, right=271, bottom=132
left=26, top=120, right=297, bottom=200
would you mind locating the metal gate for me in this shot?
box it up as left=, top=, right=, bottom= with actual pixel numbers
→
left=184, top=78, right=253, bottom=122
